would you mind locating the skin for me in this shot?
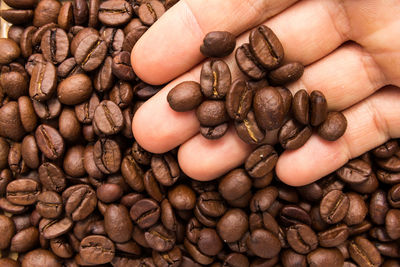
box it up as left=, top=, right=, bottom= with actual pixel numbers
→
left=131, top=0, right=400, bottom=186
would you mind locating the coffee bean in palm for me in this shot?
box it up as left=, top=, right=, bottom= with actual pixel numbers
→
left=249, top=25, right=284, bottom=70
left=0, top=9, right=33, bottom=25
left=138, top=0, right=165, bottom=26
left=29, top=61, right=57, bottom=102
left=319, top=190, right=349, bottom=224
left=225, top=80, right=253, bottom=121
left=41, top=28, right=69, bottom=64
left=79, top=235, right=115, bottom=265
left=99, top=0, right=133, bottom=26
left=317, top=111, right=347, bottom=141
left=310, top=90, right=328, bottom=126
left=112, top=51, right=135, bottom=80
left=349, top=236, right=382, bottom=267
left=279, top=119, right=312, bottom=150
left=93, top=100, right=123, bottom=135
left=253, top=86, right=285, bottom=130
left=196, top=100, right=229, bottom=127
left=200, top=123, right=228, bottom=139
left=93, top=138, right=121, bottom=174
left=122, top=26, right=148, bottom=52
left=35, top=124, right=65, bottom=160
left=167, top=81, right=203, bottom=112
left=200, top=31, right=236, bottom=58
left=200, top=60, right=231, bottom=99
left=245, top=145, right=278, bottom=178
left=235, top=43, right=266, bottom=80
left=292, top=89, right=310, bottom=124
left=268, top=62, right=304, bottom=85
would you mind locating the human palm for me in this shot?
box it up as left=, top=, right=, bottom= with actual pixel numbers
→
left=131, top=0, right=400, bottom=186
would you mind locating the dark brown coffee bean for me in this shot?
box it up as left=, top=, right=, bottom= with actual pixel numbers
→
left=21, top=134, right=39, bottom=169
left=160, top=199, right=177, bottom=231
left=36, top=191, right=63, bottom=219
left=33, top=0, right=61, bottom=26
left=80, top=235, right=115, bottom=265
left=96, top=183, right=123, bottom=203
left=245, top=145, right=278, bottom=178
left=39, top=217, right=73, bottom=239
left=286, top=224, right=318, bottom=254
left=1, top=63, right=29, bottom=99
left=247, top=228, right=281, bottom=259
left=122, top=26, right=147, bottom=52
left=374, top=241, right=400, bottom=258
left=200, top=60, right=231, bottom=99
left=320, top=190, right=350, bottom=224
left=0, top=214, right=15, bottom=250
left=0, top=101, right=26, bottom=141
left=58, top=2, right=74, bottom=30
left=226, top=80, right=253, bottom=121
left=93, top=100, right=124, bottom=135
left=235, top=43, right=266, bottom=80
left=93, top=138, right=121, bottom=174
left=388, top=183, right=400, bottom=208
left=200, top=123, right=229, bottom=139
left=234, top=110, right=265, bottom=144
left=196, top=100, right=229, bottom=126
left=110, top=81, right=133, bottom=108
left=268, top=62, right=304, bottom=85
left=183, top=238, right=214, bottom=265
left=318, top=111, right=347, bottom=141
left=49, top=236, right=73, bottom=258
left=7, top=25, right=24, bottom=44
left=99, top=0, right=133, bottom=26
left=281, top=249, right=307, bottom=267
left=38, top=162, right=66, bottom=193
left=57, top=74, right=93, bottom=105
left=6, top=179, right=40, bottom=206
left=41, top=28, right=69, bottom=64
left=130, top=198, right=160, bottom=229
left=145, top=224, right=176, bottom=252
left=249, top=25, right=284, bottom=70
left=4, top=0, right=37, bottom=9
left=217, top=208, right=248, bottom=243
left=250, top=186, right=278, bottom=213
left=124, top=18, right=143, bottom=34
left=0, top=139, right=10, bottom=171
left=197, top=191, right=227, bottom=218
left=151, top=154, right=180, bottom=186
left=18, top=96, right=37, bottom=132
left=62, top=184, right=97, bottom=221
left=307, top=248, right=344, bottom=266
left=279, top=118, right=312, bottom=150
left=279, top=204, right=312, bottom=227
left=112, top=51, right=136, bottom=80
left=63, top=145, right=86, bottom=177
left=369, top=190, right=389, bottom=225
left=344, top=192, right=367, bottom=225
left=349, top=172, right=379, bottom=194
left=32, top=97, right=62, bottom=120
left=218, top=168, right=251, bottom=201
left=376, top=150, right=400, bottom=172
left=144, top=170, right=164, bottom=202
left=73, top=0, right=88, bottom=25
left=336, top=159, right=374, bottom=184
left=167, top=81, right=203, bottom=112
left=74, top=32, right=107, bottom=72
left=318, top=223, right=349, bottom=248
left=74, top=93, right=100, bottom=124
left=105, top=204, right=133, bottom=242
left=310, top=90, right=328, bottom=126
left=135, top=82, right=162, bottom=100
left=372, top=140, right=399, bottom=158
left=121, top=154, right=145, bottom=193
left=168, top=184, right=196, bottom=211
left=138, top=0, right=165, bottom=26
left=349, top=220, right=373, bottom=236
left=0, top=9, right=33, bottom=25
left=10, top=226, right=39, bottom=253
left=253, top=86, right=285, bottom=130
left=349, top=236, right=382, bottom=267
left=35, top=124, right=65, bottom=160
left=101, top=27, right=125, bottom=56
left=59, top=108, right=81, bottom=142
left=292, top=89, right=309, bottom=124
left=20, top=25, right=36, bottom=58
left=29, top=61, right=57, bottom=101
left=94, top=56, right=114, bottom=92
left=200, top=31, right=236, bottom=58
left=152, top=246, right=182, bottom=267
left=385, top=209, right=400, bottom=240
left=0, top=38, right=20, bottom=64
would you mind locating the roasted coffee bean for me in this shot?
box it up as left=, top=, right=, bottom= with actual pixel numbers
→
left=281, top=249, right=307, bottom=267
left=144, top=170, right=164, bottom=202
left=20, top=26, right=36, bottom=58
left=0, top=9, right=33, bottom=25
left=151, top=153, right=180, bottom=186
left=96, top=183, right=123, bottom=203
left=372, top=140, right=399, bottom=158
left=370, top=191, right=389, bottom=226
left=279, top=119, right=312, bottom=150
left=134, top=82, right=162, bottom=100
left=320, top=190, right=349, bottom=224
left=268, top=62, right=304, bottom=85
left=74, top=93, right=100, bottom=124
left=310, top=90, right=328, bottom=126
left=80, top=235, right=115, bottom=264
left=73, top=31, right=107, bottom=72
left=197, top=191, right=227, bottom=217
left=336, top=159, right=374, bottom=184
left=249, top=25, right=284, bottom=70
left=138, top=0, right=165, bottom=26
left=6, top=179, right=40, bottom=206
left=10, top=226, right=39, bottom=252
left=376, top=150, right=400, bottom=172
left=292, top=89, right=309, bottom=125
left=32, top=97, right=62, bottom=120
left=279, top=204, right=312, bottom=227
left=41, top=28, right=69, bottom=64
left=33, top=0, right=61, bottom=26
left=145, top=224, right=176, bottom=252
left=35, top=124, right=65, bottom=160
left=245, top=145, right=278, bottom=178
left=7, top=25, right=24, bottom=44
left=4, top=0, right=37, bottom=9
left=0, top=38, right=21, bottom=64
left=73, top=0, right=89, bottom=25
left=59, top=108, right=81, bottom=142
left=235, top=43, right=266, bottom=80
left=349, top=173, right=379, bottom=194
left=200, top=123, right=229, bottom=139
left=93, top=138, right=121, bottom=174
left=349, top=236, right=382, bottom=267
left=121, top=154, right=145, bottom=191
left=344, top=192, right=367, bottom=225
left=217, top=208, right=248, bottom=243
left=286, top=224, right=318, bottom=254
left=122, top=26, right=147, bottom=52
left=36, top=191, right=63, bottom=219
left=167, top=81, right=203, bottom=112
left=130, top=198, right=160, bottom=229
left=200, top=60, right=231, bottom=99
left=234, top=110, right=265, bottom=144
left=62, top=184, right=97, bottom=221
left=29, top=61, right=57, bottom=101
left=318, top=223, right=349, bottom=247
left=0, top=101, right=26, bottom=141
left=110, top=81, right=133, bottom=108
left=183, top=238, right=214, bottom=265
left=38, top=162, right=66, bottom=192
left=253, top=86, right=285, bottom=130
left=160, top=199, right=177, bottom=231
left=99, top=0, right=133, bottom=26
left=385, top=209, right=400, bottom=239
left=200, top=31, right=236, bottom=58
left=39, top=217, right=73, bottom=239
left=18, top=96, right=38, bottom=132
left=94, top=56, right=114, bottom=92
left=58, top=2, right=74, bottom=30
left=318, top=111, right=347, bottom=141
left=247, top=228, right=281, bottom=259
left=0, top=138, right=10, bottom=170
left=93, top=100, right=124, bottom=135
left=374, top=241, right=400, bottom=258
left=1, top=63, right=29, bottom=99
left=250, top=186, right=278, bottom=213
left=50, top=236, right=74, bottom=258
left=101, top=27, right=124, bottom=55
left=152, top=246, right=182, bottom=267
left=104, top=204, right=133, bottom=242
left=388, top=183, right=400, bottom=208
left=21, top=134, right=39, bottom=169
left=226, top=80, right=253, bottom=121
left=63, top=145, right=86, bottom=177
left=168, top=184, right=196, bottom=210
left=307, top=248, right=344, bottom=266
left=112, top=51, right=135, bottom=81
left=58, top=73, right=93, bottom=105
left=219, top=168, right=251, bottom=201
left=0, top=215, right=15, bottom=250
left=196, top=100, right=229, bottom=126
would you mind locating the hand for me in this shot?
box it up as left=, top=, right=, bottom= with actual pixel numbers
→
left=131, top=0, right=400, bottom=186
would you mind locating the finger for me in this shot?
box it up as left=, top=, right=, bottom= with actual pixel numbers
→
left=287, top=43, right=387, bottom=110
left=276, top=85, right=400, bottom=186
left=132, top=0, right=298, bottom=85
left=132, top=0, right=351, bottom=153
left=178, top=126, right=253, bottom=181
left=132, top=0, right=349, bottom=85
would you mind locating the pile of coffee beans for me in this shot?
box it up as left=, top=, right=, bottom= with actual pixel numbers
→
left=0, top=0, right=399, bottom=266
left=168, top=27, right=347, bottom=149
